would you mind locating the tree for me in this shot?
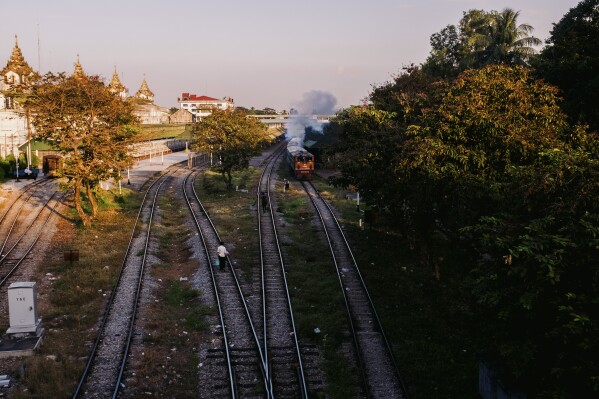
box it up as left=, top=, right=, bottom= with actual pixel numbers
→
left=331, top=105, right=398, bottom=210
left=423, top=24, right=462, bottom=78
left=466, top=8, right=542, bottom=67
left=234, top=106, right=251, bottom=115
left=334, top=62, right=598, bottom=395
left=334, top=66, right=449, bottom=275
left=193, top=109, right=267, bottom=188
left=400, top=65, right=568, bottom=271
left=27, top=72, right=138, bottom=226
left=336, top=65, right=570, bottom=277
left=462, top=126, right=599, bottom=396
left=423, top=8, right=542, bottom=77
left=533, top=0, right=599, bottom=132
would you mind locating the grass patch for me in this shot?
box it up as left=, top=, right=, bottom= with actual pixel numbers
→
left=123, top=190, right=213, bottom=397
left=8, top=188, right=143, bottom=398
left=165, top=282, right=212, bottom=331
left=276, top=163, right=362, bottom=398
left=196, top=162, right=363, bottom=397
left=193, top=167, right=262, bottom=275
left=135, top=124, right=192, bottom=141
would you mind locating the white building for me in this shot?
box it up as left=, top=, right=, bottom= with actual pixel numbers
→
left=178, top=93, right=234, bottom=121
left=0, top=36, right=37, bottom=158
left=131, top=78, right=169, bottom=124
left=133, top=103, right=169, bottom=124
left=1, top=35, right=172, bottom=157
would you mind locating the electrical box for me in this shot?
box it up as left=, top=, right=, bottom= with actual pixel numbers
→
left=7, top=282, right=41, bottom=335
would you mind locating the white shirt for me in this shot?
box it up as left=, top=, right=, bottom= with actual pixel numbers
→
left=217, top=245, right=228, bottom=257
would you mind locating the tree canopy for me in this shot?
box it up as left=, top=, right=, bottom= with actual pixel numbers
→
left=466, top=8, right=541, bottom=67
left=27, top=72, right=138, bottom=226
left=424, top=8, right=541, bottom=77
left=328, top=3, right=599, bottom=395
left=534, top=0, right=599, bottom=132
left=192, top=109, right=267, bottom=188
left=330, top=63, right=598, bottom=395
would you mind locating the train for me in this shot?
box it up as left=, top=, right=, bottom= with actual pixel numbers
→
left=286, top=137, right=314, bottom=179
left=42, top=154, right=63, bottom=177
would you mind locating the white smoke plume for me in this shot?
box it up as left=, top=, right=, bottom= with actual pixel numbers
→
left=286, top=90, right=338, bottom=144
left=295, top=90, right=338, bottom=115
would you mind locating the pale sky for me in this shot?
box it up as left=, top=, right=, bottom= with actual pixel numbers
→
left=0, top=0, right=581, bottom=112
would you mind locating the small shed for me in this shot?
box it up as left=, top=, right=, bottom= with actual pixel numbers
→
left=169, top=109, right=194, bottom=124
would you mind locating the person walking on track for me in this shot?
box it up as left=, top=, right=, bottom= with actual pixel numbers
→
left=260, top=191, right=268, bottom=213
left=217, top=241, right=229, bottom=270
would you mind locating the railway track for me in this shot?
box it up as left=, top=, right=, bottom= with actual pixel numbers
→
left=0, top=179, right=47, bottom=229
left=0, top=179, right=64, bottom=293
left=257, top=148, right=309, bottom=398
left=301, top=180, right=409, bottom=399
left=0, top=179, right=55, bottom=258
left=183, top=170, right=270, bottom=398
left=73, top=171, right=171, bottom=398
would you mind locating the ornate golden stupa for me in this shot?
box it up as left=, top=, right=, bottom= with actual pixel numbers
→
left=1, top=35, right=36, bottom=87
left=108, top=66, right=128, bottom=98
left=134, top=76, right=154, bottom=101
left=73, top=54, right=86, bottom=80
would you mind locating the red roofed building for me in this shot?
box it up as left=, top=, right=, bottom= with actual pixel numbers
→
left=177, top=93, right=235, bottom=121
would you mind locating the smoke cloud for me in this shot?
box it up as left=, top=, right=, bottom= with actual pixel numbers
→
left=295, top=90, right=338, bottom=115
left=286, top=91, right=338, bottom=144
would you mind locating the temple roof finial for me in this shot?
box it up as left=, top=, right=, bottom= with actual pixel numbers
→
left=134, top=75, right=155, bottom=101
left=73, top=54, right=86, bottom=79
left=108, top=65, right=128, bottom=98
left=1, top=34, right=35, bottom=83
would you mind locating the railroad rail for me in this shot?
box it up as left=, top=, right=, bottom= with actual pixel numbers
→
left=0, top=178, right=50, bottom=227
left=256, top=147, right=310, bottom=398
left=183, top=170, right=270, bottom=398
left=301, top=180, right=409, bottom=399
left=0, top=179, right=64, bottom=290
left=73, top=171, right=171, bottom=398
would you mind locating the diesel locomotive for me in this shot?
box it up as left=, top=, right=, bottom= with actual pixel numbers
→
left=286, top=137, right=314, bottom=179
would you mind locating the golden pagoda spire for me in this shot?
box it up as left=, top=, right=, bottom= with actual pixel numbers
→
left=108, top=65, right=128, bottom=98
left=1, top=34, right=36, bottom=87
left=73, top=54, right=86, bottom=79
left=134, top=75, right=154, bottom=101
left=10, top=35, right=25, bottom=64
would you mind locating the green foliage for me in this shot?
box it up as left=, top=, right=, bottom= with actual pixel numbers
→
left=533, top=0, right=599, bottom=132
left=465, top=8, right=541, bottom=67
left=26, top=72, right=138, bottom=226
left=0, top=153, right=37, bottom=178
left=331, top=105, right=398, bottom=209
left=423, top=8, right=542, bottom=77
left=423, top=24, right=462, bottom=78
left=192, top=109, right=267, bottom=188
left=331, top=61, right=599, bottom=396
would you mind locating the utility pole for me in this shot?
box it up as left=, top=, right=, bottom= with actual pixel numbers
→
left=26, top=108, right=32, bottom=169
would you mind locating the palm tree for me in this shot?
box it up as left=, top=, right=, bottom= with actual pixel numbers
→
left=467, top=8, right=542, bottom=67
